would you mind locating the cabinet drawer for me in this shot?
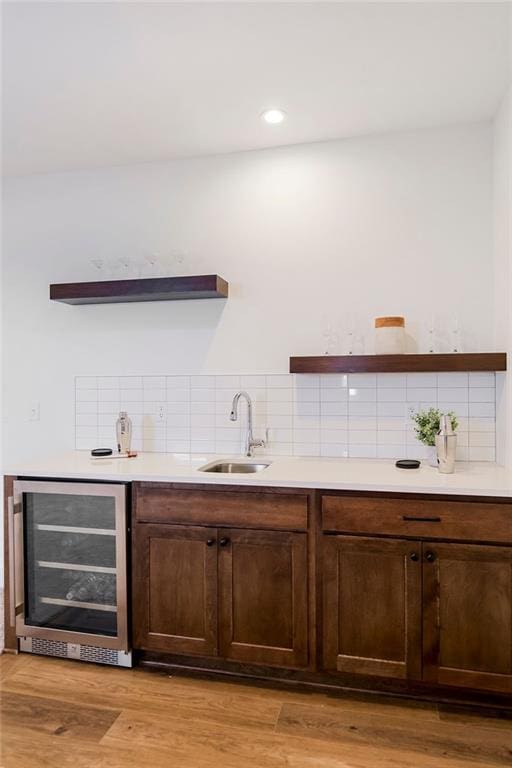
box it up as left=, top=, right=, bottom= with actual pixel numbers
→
left=322, top=495, right=512, bottom=544
left=135, top=483, right=309, bottom=531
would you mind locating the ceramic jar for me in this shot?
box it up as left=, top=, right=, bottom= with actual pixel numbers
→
left=375, top=316, right=405, bottom=354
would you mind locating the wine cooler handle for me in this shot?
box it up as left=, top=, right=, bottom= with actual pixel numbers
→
left=8, top=497, right=15, bottom=626
left=8, top=496, right=23, bottom=628
left=8, top=497, right=16, bottom=626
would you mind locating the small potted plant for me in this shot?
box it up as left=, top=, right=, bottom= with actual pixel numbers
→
left=410, top=408, right=458, bottom=467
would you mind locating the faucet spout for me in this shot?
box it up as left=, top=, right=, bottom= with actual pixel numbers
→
left=229, top=391, right=266, bottom=457
left=230, top=391, right=243, bottom=422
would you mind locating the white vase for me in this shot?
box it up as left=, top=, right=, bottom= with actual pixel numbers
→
left=426, top=445, right=438, bottom=468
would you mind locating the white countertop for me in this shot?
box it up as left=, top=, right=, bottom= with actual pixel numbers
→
left=6, top=451, right=512, bottom=497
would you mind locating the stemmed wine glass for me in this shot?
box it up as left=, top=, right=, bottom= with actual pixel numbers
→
left=321, top=317, right=339, bottom=355
left=426, top=315, right=436, bottom=354
left=451, top=314, right=461, bottom=353
left=343, top=313, right=357, bottom=355
left=90, top=258, right=105, bottom=278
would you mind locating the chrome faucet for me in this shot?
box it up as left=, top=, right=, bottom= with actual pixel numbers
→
left=230, top=391, right=266, bottom=457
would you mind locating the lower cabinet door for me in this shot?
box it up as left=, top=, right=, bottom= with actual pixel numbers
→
left=323, top=535, right=422, bottom=680
left=422, top=543, right=512, bottom=693
left=218, top=529, right=308, bottom=668
left=133, top=524, right=218, bottom=656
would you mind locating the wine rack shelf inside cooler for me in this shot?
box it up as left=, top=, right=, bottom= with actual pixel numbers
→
left=36, top=560, right=116, bottom=574
left=36, top=524, right=116, bottom=536
left=40, top=597, right=117, bottom=613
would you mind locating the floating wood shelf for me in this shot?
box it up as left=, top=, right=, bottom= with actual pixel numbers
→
left=290, top=353, right=507, bottom=374
left=49, top=275, right=229, bottom=305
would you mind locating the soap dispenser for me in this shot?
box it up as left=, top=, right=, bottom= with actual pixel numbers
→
left=435, top=414, right=457, bottom=474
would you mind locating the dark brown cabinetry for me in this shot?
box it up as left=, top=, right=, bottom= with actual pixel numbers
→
left=323, top=536, right=422, bottom=680
left=133, top=524, right=218, bottom=656
left=423, top=543, right=512, bottom=693
left=6, top=473, right=511, bottom=703
left=321, top=496, right=512, bottom=695
left=218, top=529, right=308, bottom=667
left=132, top=485, right=310, bottom=669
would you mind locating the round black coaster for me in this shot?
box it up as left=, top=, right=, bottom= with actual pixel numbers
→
left=395, top=459, right=421, bottom=469
left=91, top=448, right=113, bottom=457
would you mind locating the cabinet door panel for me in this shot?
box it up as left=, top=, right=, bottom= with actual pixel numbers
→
left=423, top=543, right=512, bottom=693
left=219, top=529, right=308, bottom=668
left=323, top=536, right=422, bottom=680
left=133, top=524, right=217, bottom=656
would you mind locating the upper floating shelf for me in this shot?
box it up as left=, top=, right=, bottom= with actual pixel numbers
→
left=50, top=275, right=229, bottom=305
left=290, top=353, right=507, bottom=374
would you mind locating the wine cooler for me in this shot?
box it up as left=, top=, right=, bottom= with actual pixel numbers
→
left=9, top=480, right=131, bottom=667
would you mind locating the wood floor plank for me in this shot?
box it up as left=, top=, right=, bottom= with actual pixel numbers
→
left=1, top=655, right=510, bottom=768
left=277, top=702, right=512, bottom=766
left=1, top=725, right=104, bottom=768
left=2, top=725, right=239, bottom=768
left=0, top=652, right=33, bottom=683
left=438, top=703, right=512, bottom=731
left=101, top=707, right=507, bottom=768
left=0, top=691, right=121, bottom=742
left=3, top=718, right=504, bottom=768
left=1, top=656, right=282, bottom=729
left=165, top=671, right=442, bottom=721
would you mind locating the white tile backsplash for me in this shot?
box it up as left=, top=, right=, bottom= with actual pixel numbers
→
left=438, top=387, right=468, bottom=403
left=321, top=443, right=348, bottom=458
left=349, top=374, right=377, bottom=388
left=77, top=389, right=98, bottom=402
left=377, top=388, right=406, bottom=402
left=377, top=373, right=407, bottom=388
left=468, top=373, right=495, bottom=387
left=320, top=374, right=348, bottom=388
left=349, top=388, right=377, bottom=402
left=120, top=376, right=142, bottom=389
left=320, top=401, right=347, bottom=416
left=348, top=401, right=378, bottom=416
left=167, top=376, right=189, bottom=389
left=321, top=388, right=348, bottom=403
left=406, top=373, right=437, bottom=388
left=469, top=402, right=495, bottom=417
left=468, top=387, right=495, bottom=402
left=437, top=373, right=468, bottom=387
left=75, top=372, right=497, bottom=461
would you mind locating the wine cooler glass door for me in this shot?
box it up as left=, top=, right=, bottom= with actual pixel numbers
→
left=12, top=481, right=128, bottom=651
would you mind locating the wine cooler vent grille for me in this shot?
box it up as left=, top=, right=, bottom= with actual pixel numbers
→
left=80, top=645, right=119, bottom=665
left=19, top=637, right=132, bottom=667
left=31, top=638, right=68, bottom=657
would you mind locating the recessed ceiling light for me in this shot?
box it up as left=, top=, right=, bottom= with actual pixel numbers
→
left=261, top=109, right=286, bottom=125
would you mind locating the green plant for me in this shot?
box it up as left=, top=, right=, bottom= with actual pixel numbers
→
left=410, top=408, right=458, bottom=447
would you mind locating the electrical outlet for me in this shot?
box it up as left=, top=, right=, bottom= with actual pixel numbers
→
left=29, top=402, right=40, bottom=421
left=157, top=405, right=166, bottom=423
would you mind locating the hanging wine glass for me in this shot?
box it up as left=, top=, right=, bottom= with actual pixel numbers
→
left=426, top=314, right=436, bottom=354
left=322, top=316, right=334, bottom=355
left=344, top=312, right=356, bottom=355
left=451, top=314, right=461, bottom=353
left=90, top=258, right=105, bottom=278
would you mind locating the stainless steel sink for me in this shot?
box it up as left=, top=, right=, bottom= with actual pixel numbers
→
left=199, top=461, right=271, bottom=474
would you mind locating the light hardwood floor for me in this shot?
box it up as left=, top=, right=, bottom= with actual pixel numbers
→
left=1, top=653, right=511, bottom=768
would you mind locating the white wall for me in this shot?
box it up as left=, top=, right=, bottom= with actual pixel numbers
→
left=2, top=122, right=494, bottom=466
left=494, top=83, right=512, bottom=466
